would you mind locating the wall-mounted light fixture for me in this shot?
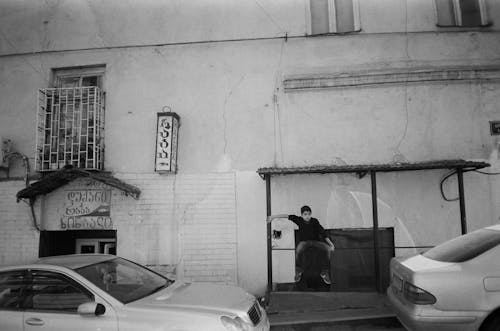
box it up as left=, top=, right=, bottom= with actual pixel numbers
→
left=155, top=111, right=180, bottom=173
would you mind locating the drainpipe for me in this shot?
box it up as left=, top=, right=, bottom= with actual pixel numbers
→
left=8, top=152, right=40, bottom=231
left=265, top=174, right=273, bottom=295
left=456, top=168, right=467, bottom=235
left=370, top=171, right=382, bottom=293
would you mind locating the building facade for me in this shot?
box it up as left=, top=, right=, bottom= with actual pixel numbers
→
left=0, top=0, right=499, bottom=296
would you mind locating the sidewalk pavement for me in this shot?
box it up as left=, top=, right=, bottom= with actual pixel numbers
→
left=266, top=291, right=405, bottom=330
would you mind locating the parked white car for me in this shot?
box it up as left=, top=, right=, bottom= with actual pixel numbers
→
left=388, top=224, right=500, bottom=331
left=0, top=254, right=269, bottom=331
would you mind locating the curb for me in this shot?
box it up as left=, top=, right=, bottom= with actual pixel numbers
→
left=270, top=315, right=401, bottom=330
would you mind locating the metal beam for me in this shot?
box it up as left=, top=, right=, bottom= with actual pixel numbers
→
left=265, top=175, right=273, bottom=293
left=371, top=171, right=382, bottom=293
left=457, top=168, right=467, bottom=235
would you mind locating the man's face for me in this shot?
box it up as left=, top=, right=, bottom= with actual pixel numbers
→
left=302, top=211, right=312, bottom=222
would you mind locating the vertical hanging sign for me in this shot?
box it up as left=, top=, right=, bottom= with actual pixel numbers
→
left=155, top=112, right=180, bottom=173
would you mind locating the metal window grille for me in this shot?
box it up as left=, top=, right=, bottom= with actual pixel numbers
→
left=36, top=87, right=105, bottom=171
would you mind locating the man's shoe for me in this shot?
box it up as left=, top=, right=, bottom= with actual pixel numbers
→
left=320, top=272, right=331, bottom=285
left=294, top=272, right=302, bottom=283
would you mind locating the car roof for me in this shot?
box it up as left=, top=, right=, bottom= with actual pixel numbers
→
left=35, top=254, right=117, bottom=270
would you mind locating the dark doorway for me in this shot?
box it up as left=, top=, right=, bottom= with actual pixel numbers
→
left=329, top=227, right=394, bottom=292
left=39, top=230, right=117, bottom=257
left=276, top=227, right=394, bottom=292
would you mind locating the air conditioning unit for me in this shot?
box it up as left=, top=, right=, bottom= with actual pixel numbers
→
left=0, top=137, right=12, bottom=168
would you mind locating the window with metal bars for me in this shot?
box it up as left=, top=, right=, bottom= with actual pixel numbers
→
left=36, top=67, right=105, bottom=172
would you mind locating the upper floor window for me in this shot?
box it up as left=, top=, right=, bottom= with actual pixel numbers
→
left=435, top=0, right=489, bottom=27
left=308, top=0, right=360, bottom=35
left=36, top=66, right=105, bottom=172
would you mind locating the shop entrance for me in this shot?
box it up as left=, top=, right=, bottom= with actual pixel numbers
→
left=39, top=230, right=117, bottom=257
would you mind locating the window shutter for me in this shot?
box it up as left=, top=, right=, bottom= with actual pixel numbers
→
left=435, top=0, right=456, bottom=26
left=459, top=0, right=482, bottom=26
left=335, top=0, right=355, bottom=33
left=310, top=0, right=330, bottom=35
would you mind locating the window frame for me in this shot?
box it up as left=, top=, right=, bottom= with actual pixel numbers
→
left=52, top=65, right=106, bottom=89
left=24, top=269, right=95, bottom=315
left=75, top=257, right=171, bottom=304
left=435, top=0, right=490, bottom=27
left=0, top=269, right=30, bottom=311
left=37, top=65, right=106, bottom=172
left=306, top=0, right=361, bottom=36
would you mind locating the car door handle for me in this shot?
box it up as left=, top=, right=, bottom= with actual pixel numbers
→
left=25, top=317, right=44, bottom=326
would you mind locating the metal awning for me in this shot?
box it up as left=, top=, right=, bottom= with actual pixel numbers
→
left=16, top=166, right=141, bottom=201
left=257, top=159, right=489, bottom=177
left=258, top=159, right=490, bottom=294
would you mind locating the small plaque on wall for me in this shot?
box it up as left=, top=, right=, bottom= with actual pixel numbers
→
left=491, top=121, right=500, bottom=135
left=60, top=187, right=112, bottom=230
left=155, top=112, right=180, bottom=173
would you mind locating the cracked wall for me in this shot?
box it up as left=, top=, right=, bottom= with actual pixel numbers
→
left=0, top=0, right=500, bottom=296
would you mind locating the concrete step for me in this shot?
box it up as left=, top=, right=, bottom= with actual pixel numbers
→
left=270, top=311, right=403, bottom=330
left=270, top=317, right=404, bottom=331
left=267, top=291, right=405, bottom=331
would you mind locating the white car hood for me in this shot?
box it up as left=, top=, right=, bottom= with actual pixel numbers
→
left=128, top=282, right=255, bottom=314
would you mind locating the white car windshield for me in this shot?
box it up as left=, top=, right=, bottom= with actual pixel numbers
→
left=423, top=229, right=500, bottom=263
left=75, top=257, right=170, bottom=303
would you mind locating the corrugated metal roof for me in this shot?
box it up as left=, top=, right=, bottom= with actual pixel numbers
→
left=16, top=166, right=140, bottom=201
left=257, top=159, right=490, bottom=177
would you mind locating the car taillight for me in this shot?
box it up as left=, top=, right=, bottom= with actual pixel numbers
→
left=404, top=282, right=436, bottom=305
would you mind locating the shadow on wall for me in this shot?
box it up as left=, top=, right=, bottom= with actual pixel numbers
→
left=326, top=190, right=418, bottom=256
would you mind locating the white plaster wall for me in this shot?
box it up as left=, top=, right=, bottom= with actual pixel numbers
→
left=0, top=0, right=304, bottom=55
left=279, top=81, right=498, bottom=165
left=235, top=171, right=268, bottom=294
left=1, top=32, right=500, bottom=177
left=1, top=0, right=500, bottom=55
left=0, top=1, right=500, bottom=296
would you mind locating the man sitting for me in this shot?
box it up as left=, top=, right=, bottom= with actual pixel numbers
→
left=268, top=205, right=335, bottom=284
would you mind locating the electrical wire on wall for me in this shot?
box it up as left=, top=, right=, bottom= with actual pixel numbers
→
left=440, top=170, right=459, bottom=202
left=440, top=167, right=500, bottom=202
left=474, top=169, right=500, bottom=175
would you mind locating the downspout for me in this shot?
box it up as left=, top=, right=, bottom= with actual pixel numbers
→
left=29, top=198, right=41, bottom=232
left=8, top=152, right=40, bottom=231
left=22, top=155, right=40, bottom=232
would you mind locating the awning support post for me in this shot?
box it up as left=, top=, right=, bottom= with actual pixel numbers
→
left=370, top=171, right=382, bottom=293
left=457, top=168, right=467, bottom=235
left=265, top=175, right=273, bottom=294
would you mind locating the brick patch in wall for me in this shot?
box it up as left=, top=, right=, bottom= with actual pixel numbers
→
left=0, top=180, right=39, bottom=265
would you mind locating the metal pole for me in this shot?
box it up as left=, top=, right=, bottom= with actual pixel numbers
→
left=370, top=171, right=382, bottom=293
left=265, top=175, right=273, bottom=293
left=457, top=168, right=467, bottom=235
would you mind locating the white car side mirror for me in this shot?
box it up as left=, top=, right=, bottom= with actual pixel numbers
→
left=77, top=302, right=106, bottom=316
